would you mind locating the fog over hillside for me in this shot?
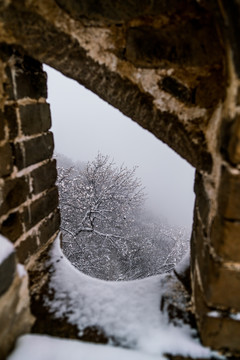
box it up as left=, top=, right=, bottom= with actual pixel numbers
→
left=45, top=65, right=195, bottom=229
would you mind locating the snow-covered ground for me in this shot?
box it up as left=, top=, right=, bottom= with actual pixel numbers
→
left=8, top=234, right=224, bottom=360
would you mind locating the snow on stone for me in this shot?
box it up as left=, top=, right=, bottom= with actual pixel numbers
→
left=17, top=264, right=27, bottom=278
left=174, top=249, right=190, bottom=276
left=207, top=311, right=220, bottom=318
left=42, top=234, right=223, bottom=359
left=230, top=313, right=240, bottom=321
left=208, top=310, right=240, bottom=322
left=7, top=334, right=162, bottom=360
left=0, top=234, right=15, bottom=264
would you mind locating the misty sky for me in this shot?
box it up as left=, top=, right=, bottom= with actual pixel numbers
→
left=44, top=65, right=195, bottom=228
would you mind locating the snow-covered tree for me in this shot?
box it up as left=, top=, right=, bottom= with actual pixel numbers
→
left=57, top=153, right=190, bottom=280
left=57, top=153, right=144, bottom=240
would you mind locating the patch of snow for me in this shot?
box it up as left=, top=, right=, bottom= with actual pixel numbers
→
left=208, top=311, right=240, bottom=322
left=207, top=311, right=221, bottom=318
left=42, top=235, right=223, bottom=359
left=0, top=234, right=15, bottom=264
left=230, top=313, right=240, bottom=321
left=7, top=334, right=162, bottom=360
left=174, top=249, right=190, bottom=276
left=17, top=264, right=27, bottom=278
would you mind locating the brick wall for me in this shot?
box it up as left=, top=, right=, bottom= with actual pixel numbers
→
left=0, top=45, right=60, bottom=266
left=0, top=44, right=60, bottom=357
left=191, top=97, right=240, bottom=354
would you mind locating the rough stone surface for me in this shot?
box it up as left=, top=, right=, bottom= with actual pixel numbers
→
left=227, top=115, right=240, bottom=164
left=19, top=103, right=51, bottom=136
left=197, top=240, right=240, bottom=311
left=13, top=132, right=54, bottom=170
left=11, top=55, right=47, bottom=100
left=31, top=160, right=57, bottom=195
left=0, top=176, right=29, bottom=216
left=218, top=166, right=240, bottom=221
left=210, top=216, right=240, bottom=262
left=0, top=143, right=13, bottom=177
left=23, top=187, right=59, bottom=231
left=198, top=315, right=240, bottom=355
left=0, top=270, right=35, bottom=360
left=4, top=104, right=18, bottom=140
left=0, top=211, right=24, bottom=242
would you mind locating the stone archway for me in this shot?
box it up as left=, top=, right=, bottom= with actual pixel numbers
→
left=0, top=0, right=240, bottom=356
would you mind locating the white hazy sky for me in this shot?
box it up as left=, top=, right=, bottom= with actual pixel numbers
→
left=44, top=65, right=195, bottom=228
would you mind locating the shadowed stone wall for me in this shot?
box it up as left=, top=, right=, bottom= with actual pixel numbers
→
left=0, top=45, right=60, bottom=358
left=0, top=0, right=240, bottom=357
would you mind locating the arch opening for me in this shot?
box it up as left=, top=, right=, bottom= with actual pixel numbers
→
left=45, top=65, right=195, bottom=281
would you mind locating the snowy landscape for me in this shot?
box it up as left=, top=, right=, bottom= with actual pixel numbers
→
left=57, top=153, right=190, bottom=281
left=8, top=235, right=224, bottom=360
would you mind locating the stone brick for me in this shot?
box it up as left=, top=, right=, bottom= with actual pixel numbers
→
left=192, top=268, right=209, bottom=318
left=4, top=105, right=18, bottom=140
left=0, top=176, right=29, bottom=216
left=161, top=76, right=194, bottom=104
left=0, top=211, right=24, bottom=242
left=31, top=159, right=57, bottom=195
left=0, top=269, right=34, bottom=360
left=211, top=216, right=240, bottom=262
left=13, top=132, right=54, bottom=170
left=194, top=172, right=210, bottom=227
left=3, top=66, right=15, bottom=101
left=13, top=56, right=47, bottom=100
left=0, top=110, right=5, bottom=140
left=218, top=165, right=240, bottom=220
left=125, top=22, right=222, bottom=69
left=0, top=143, right=13, bottom=177
left=23, top=187, right=59, bottom=230
left=227, top=115, right=240, bottom=164
left=19, top=103, right=51, bottom=136
left=199, top=314, right=240, bottom=354
left=16, top=235, right=38, bottom=264
left=0, top=251, right=16, bottom=296
left=198, top=241, right=240, bottom=311
left=38, top=209, right=60, bottom=246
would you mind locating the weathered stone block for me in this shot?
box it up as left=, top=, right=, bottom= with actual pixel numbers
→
left=31, top=159, right=57, bottom=195
left=125, top=21, right=222, bottom=69
left=194, top=172, right=210, bottom=227
left=227, top=115, right=240, bottom=164
left=0, top=176, right=29, bottom=216
left=13, top=56, right=47, bottom=100
left=211, top=216, right=240, bottom=262
left=19, top=103, right=51, bottom=136
left=199, top=314, right=240, bottom=354
left=161, top=76, right=194, bottom=104
left=0, top=269, right=34, bottom=360
left=38, top=209, right=60, bottom=246
left=23, top=187, right=59, bottom=230
left=192, top=268, right=209, bottom=318
left=0, top=250, right=16, bottom=296
left=0, top=111, right=5, bottom=140
left=0, top=143, right=13, bottom=177
left=13, top=132, right=54, bottom=170
left=4, top=105, right=18, bottom=140
left=16, top=235, right=38, bottom=264
left=198, top=242, right=240, bottom=311
left=3, top=66, right=15, bottom=101
left=218, top=165, right=240, bottom=220
left=0, top=211, right=24, bottom=242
